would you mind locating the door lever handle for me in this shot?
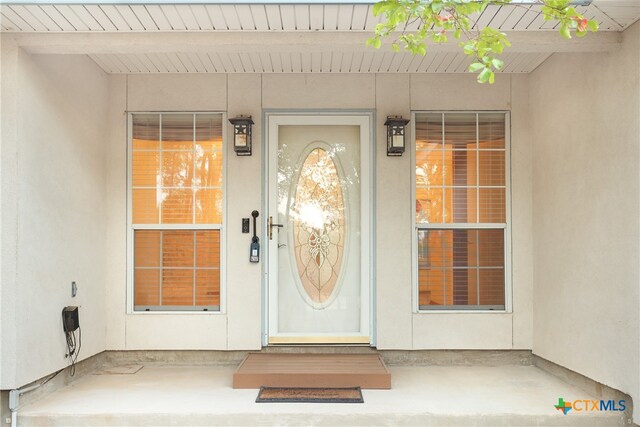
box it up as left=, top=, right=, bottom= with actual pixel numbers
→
left=268, top=216, right=283, bottom=240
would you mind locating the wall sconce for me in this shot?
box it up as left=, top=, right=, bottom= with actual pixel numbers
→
left=229, top=115, right=254, bottom=156
left=384, top=115, right=410, bottom=156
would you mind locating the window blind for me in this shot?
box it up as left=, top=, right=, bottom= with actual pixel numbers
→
left=131, top=113, right=223, bottom=311
left=415, top=112, right=507, bottom=310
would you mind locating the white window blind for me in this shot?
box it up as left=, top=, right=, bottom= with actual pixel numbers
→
left=415, top=112, right=508, bottom=310
left=130, top=113, right=223, bottom=311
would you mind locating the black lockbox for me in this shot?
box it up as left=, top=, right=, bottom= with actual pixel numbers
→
left=62, top=306, right=79, bottom=332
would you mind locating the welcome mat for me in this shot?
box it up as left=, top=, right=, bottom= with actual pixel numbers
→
left=256, top=386, right=363, bottom=403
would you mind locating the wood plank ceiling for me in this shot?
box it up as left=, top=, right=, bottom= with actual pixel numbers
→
left=1, top=2, right=638, bottom=74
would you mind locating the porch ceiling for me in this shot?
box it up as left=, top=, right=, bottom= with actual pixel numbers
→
left=1, top=1, right=638, bottom=74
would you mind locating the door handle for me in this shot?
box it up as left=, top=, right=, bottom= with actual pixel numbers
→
left=268, top=216, right=283, bottom=240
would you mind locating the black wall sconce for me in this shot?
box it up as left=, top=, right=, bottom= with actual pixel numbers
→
left=384, top=115, right=410, bottom=156
left=229, top=115, right=254, bottom=156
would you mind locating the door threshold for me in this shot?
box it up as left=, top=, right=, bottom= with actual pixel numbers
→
left=262, top=345, right=379, bottom=354
left=268, top=336, right=371, bottom=345
left=266, top=343, right=372, bottom=347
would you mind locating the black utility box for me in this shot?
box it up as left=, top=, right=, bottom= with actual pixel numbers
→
left=62, top=306, right=79, bottom=332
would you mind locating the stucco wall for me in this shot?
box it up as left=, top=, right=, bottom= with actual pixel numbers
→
left=0, top=43, right=535, bottom=388
left=0, top=45, right=109, bottom=388
left=530, top=21, right=640, bottom=422
left=105, top=72, right=533, bottom=352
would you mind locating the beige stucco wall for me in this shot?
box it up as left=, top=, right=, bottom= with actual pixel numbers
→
left=0, top=40, right=535, bottom=389
left=0, top=44, right=109, bottom=388
left=104, top=72, right=534, bottom=352
left=530, top=21, right=640, bottom=422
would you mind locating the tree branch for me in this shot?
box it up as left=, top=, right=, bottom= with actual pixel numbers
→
left=367, top=0, right=599, bottom=83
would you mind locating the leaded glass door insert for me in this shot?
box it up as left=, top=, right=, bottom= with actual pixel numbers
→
left=291, top=144, right=346, bottom=308
left=267, top=116, right=371, bottom=344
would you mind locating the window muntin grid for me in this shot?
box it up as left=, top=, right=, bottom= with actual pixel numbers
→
left=130, top=113, right=223, bottom=311
left=415, top=112, right=507, bottom=310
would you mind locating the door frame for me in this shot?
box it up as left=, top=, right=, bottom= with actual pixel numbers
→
left=262, top=110, right=376, bottom=346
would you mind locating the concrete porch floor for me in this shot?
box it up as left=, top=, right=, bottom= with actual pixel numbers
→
left=16, top=363, right=626, bottom=426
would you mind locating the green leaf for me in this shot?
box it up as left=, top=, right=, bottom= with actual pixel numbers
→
left=478, top=67, right=492, bottom=84
left=560, top=24, right=571, bottom=39
left=468, top=62, right=485, bottom=72
left=491, top=58, right=505, bottom=70
left=588, top=20, right=599, bottom=31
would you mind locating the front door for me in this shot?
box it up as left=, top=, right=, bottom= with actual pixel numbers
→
left=267, top=114, right=371, bottom=344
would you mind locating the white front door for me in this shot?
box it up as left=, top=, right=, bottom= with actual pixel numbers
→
left=267, top=114, right=371, bottom=344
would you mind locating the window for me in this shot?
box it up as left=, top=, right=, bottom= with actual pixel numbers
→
left=130, top=113, right=223, bottom=311
left=414, top=112, right=508, bottom=310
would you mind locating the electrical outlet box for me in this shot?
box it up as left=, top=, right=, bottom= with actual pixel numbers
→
left=62, top=306, right=79, bottom=332
left=242, top=218, right=250, bottom=233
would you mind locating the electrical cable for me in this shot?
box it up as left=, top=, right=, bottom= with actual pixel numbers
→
left=39, top=367, right=65, bottom=387
left=64, top=326, right=82, bottom=376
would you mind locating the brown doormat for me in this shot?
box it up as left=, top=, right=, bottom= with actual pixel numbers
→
left=256, top=386, right=363, bottom=403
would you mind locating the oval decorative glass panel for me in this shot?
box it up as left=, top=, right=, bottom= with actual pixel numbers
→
left=290, top=146, right=346, bottom=307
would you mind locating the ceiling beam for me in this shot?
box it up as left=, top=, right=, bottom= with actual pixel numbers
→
left=5, top=31, right=621, bottom=55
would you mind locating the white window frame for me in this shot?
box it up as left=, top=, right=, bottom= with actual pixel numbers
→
left=411, top=111, right=512, bottom=314
left=126, top=111, right=227, bottom=314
